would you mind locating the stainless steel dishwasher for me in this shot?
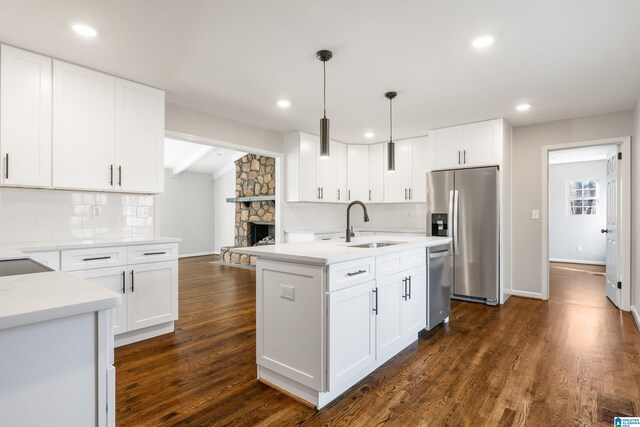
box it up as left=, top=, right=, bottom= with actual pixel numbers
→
left=426, top=244, right=451, bottom=330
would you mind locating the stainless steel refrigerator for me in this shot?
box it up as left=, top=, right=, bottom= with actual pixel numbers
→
left=426, top=167, right=499, bottom=305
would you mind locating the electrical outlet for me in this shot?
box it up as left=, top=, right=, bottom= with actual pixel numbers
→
left=136, top=207, right=148, bottom=218
left=280, top=285, right=295, bottom=301
left=92, top=206, right=102, bottom=218
left=531, top=209, right=540, bottom=220
left=576, top=245, right=583, bottom=252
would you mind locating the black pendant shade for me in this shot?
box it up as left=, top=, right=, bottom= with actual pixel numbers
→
left=317, top=50, right=333, bottom=158
left=386, top=91, right=397, bottom=172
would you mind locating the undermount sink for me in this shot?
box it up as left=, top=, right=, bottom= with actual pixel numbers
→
left=348, top=241, right=406, bottom=249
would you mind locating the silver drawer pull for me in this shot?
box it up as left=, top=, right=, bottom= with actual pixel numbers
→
left=143, top=251, right=167, bottom=256
left=347, top=269, right=367, bottom=276
left=82, top=256, right=111, bottom=261
left=429, top=251, right=450, bottom=259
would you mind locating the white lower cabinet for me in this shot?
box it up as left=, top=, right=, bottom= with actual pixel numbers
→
left=127, top=261, right=178, bottom=331
left=257, top=248, right=426, bottom=408
left=328, top=281, right=376, bottom=390
left=74, top=267, right=128, bottom=335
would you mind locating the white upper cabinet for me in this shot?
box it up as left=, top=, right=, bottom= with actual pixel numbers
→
left=368, top=144, right=384, bottom=203
left=285, top=131, right=337, bottom=202
left=409, top=136, right=429, bottom=203
left=115, top=79, right=164, bottom=193
left=383, top=140, right=413, bottom=203
left=430, top=119, right=502, bottom=170
left=52, top=60, right=116, bottom=191
left=335, top=141, right=347, bottom=203
left=0, top=45, right=52, bottom=187
left=347, top=144, right=369, bottom=202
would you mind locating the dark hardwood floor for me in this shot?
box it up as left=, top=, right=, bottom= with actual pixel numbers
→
left=115, top=256, right=640, bottom=426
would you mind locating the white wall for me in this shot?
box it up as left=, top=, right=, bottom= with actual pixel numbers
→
left=0, top=188, right=154, bottom=243
left=282, top=202, right=427, bottom=232
left=512, top=110, right=634, bottom=295
left=165, top=103, right=284, bottom=154
left=157, top=169, right=215, bottom=256
left=633, top=97, right=640, bottom=324
left=213, top=168, right=235, bottom=252
left=549, top=160, right=607, bottom=264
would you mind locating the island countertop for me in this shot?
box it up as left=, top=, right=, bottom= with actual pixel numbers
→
left=235, top=234, right=451, bottom=265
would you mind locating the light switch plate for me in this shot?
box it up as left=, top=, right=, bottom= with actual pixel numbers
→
left=532, top=209, right=540, bottom=220
left=576, top=245, right=583, bottom=252
left=280, top=285, right=295, bottom=301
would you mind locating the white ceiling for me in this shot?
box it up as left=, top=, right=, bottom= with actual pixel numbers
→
left=1, top=1, right=639, bottom=143
left=548, top=145, right=614, bottom=165
left=164, top=138, right=245, bottom=177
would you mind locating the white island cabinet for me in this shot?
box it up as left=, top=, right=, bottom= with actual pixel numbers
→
left=237, top=235, right=450, bottom=408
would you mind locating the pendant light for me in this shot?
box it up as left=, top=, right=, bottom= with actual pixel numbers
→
left=386, top=91, right=397, bottom=172
left=317, top=50, right=333, bottom=158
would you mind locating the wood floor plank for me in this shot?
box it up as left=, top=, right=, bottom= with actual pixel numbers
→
left=115, top=257, right=640, bottom=426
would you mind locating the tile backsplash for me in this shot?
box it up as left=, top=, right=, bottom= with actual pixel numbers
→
left=0, top=188, right=155, bottom=244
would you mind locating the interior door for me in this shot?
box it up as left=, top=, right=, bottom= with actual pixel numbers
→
left=604, top=147, right=621, bottom=308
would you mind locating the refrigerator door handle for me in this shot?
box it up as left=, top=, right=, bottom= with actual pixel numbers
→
left=453, top=190, right=460, bottom=256
left=448, top=190, right=455, bottom=252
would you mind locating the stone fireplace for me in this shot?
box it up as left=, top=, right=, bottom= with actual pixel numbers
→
left=220, top=153, right=276, bottom=267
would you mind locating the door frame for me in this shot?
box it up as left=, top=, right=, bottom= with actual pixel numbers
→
left=540, top=136, right=631, bottom=310
left=163, top=130, right=285, bottom=245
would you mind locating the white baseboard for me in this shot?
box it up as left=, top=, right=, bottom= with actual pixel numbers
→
left=115, top=321, right=175, bottom=347
left=549, top=258, right=605, bottom=266
left=508, top=289, right=543, bottom=299
left=179, top=251, right=217, bottom=259
left=631, top=306, right=640, bottom=333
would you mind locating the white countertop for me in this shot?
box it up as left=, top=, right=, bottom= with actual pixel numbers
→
left=286, top=228, right=427, bottom=235
left=0, top=236, right=181, bottom=255
left=235, top=235, right=451, bottom=265
left=0, top=270, right=121, bottom=331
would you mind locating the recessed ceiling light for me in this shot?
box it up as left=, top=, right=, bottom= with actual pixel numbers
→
left=515, top=103, right=531, bottom=111
left=277, top=99, right=290, bottom=108
left=72, top=23, right=97, bottom=38
left=472, top=35, right=495, bottom=49
left=364, top=132, right=375, bottom=138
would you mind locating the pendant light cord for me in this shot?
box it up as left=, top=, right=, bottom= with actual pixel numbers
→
left=323, top=61, right=327, bottom=118
left=389, top=97, right=393, bottom=142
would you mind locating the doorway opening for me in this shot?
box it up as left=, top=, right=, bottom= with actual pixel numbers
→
left=542, top=137, right=631, bottom=311
left=158, top=131, right=283, bottom=267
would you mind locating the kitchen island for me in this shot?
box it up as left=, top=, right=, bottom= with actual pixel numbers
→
left=236, top=235, right=451, bottom=408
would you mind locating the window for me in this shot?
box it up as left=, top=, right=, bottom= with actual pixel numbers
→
left=568, top=179, right=598, bottom=215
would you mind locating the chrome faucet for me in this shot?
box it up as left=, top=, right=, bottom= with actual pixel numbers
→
left=346, top=201, right=370, bottom=242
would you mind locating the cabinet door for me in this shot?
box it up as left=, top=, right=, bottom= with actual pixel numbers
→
left=401, top=266, right=427, bottom=337
left=316, top=140, right=336, bottom=202
left=383, top=140, right=412, bottom=203
left=368, top=144, right=384, bottom=203
left=298, top=132, right=319, bottom=201
left=0, top=45, right=52, bottom=187
left=115, top=79, right=164, bottom=193
left=375, top=274, right=403, bottom=359
left=52, top=60, right=116, bottom=191
left=347, top=144, right=369, bottom=202
left=71, top=267, right=128, bottom=335
left=334, top=141, right=348, bottom=203
left=432, top=126, right=463, bottom=170
left=410, top=136, right=429, bottom=203
left=328, top=281, right=376, bottom=391
left=127, top=260, right=178, bottom=331
left=461, top=120, right=499, bottom=166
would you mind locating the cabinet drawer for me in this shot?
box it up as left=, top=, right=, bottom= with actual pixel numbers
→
left=61, top=246, right=127, bottom=271
left=376, top=248, right=426, bottom=278
left=26, top=250, right=60, bottom=271
left=127, top=243, right=178, bottom=265
left=328, top=257, right=375, bottom=292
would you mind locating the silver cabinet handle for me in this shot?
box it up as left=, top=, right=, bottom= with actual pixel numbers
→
left=144, top=251, right=166, bottom=256
left=348, top=190, right=351, bottom=201
left=458, top=151, right=461, bottom=165
left=372, top=288, right=378, bottom=314
left=109, top=165, right=114, bottom=186
left=347, top=269, right=367, bottom=276
left=121, top=271, right=126, bottom=293
left=464, top=150, right=467, bottom=164
left=409, top=188, right=412, bottom=200
left=118, top=165, right=122, bottom=186
left=337, top=189, right=340, bottom=200
left=130, top=270, right=135, bottom=292
left=402, top=277, right=408, bottom=300
left=82, top=256, right=111, bottom=261
left=4, top=153, right=8, bottom=179
left=429, top=250, right=450, bottom=259
left=369, top=190, right=372, bottom=201
left=408, top=276, right=412, bottom=299
left=404, top=188, right=408, bottom=200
